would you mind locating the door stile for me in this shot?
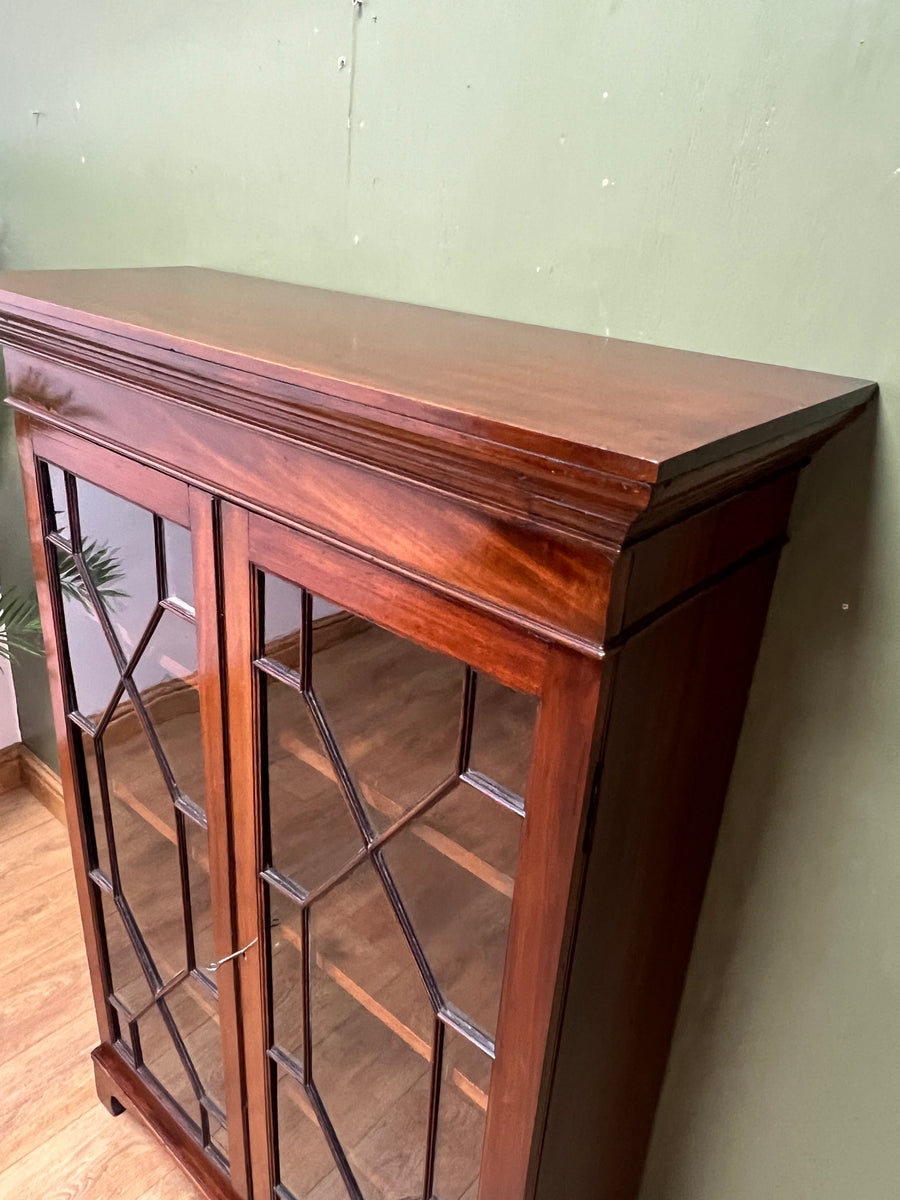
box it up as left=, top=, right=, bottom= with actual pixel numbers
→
left=190, top=488, right=252, bottom=1198
left=479, top=644, right=606, bottom=1200
left=14, top=412, right=117, bottom=1048
left=220, top=501, right=276, bottom=1200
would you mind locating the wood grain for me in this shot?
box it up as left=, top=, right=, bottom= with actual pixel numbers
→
left=0, top=851, right=84, bottom=975
left=20, top=741, right=66, bottom=822
left=0, top=787, right=200, bottom=1200
left=535, top=548, right=784, bottom=1200
left=0, top=794, right=72, bottom=896
left=0, top=266, right=875, bottom=481
left=0, top=770, right=48, bottom=831
left=0, top=742, right=24, bottom=795
left=3, top=267, right=875, bottom=1200
left=190, top=486, right=252, bottom=1199
left=0, top=1105, right=188, bottom=1200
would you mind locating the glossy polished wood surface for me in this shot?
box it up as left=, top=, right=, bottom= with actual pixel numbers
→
left=0, top=267, right=874, bottom=482
left=5, top=269, right=876, bottom=1200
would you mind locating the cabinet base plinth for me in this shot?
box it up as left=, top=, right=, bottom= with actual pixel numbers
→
left=93, top=1054, right=125, bottom=1116
left=91, top=1044, right=241, bottom=1200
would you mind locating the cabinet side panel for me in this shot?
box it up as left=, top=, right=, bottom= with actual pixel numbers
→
left=535, top=547, right=782, bottom=1200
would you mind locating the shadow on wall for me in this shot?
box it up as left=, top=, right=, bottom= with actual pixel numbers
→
left=639, top=404, right=880, bottom=1197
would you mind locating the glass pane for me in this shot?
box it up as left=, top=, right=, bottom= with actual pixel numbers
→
left=382, top=782, right=523, bottom=1040
left=46, top=464, right=69, bottom=537
left=137, top=1002, right=201, bottom=1127
left=104, top=690, right=177, bottom=835
left=275, top=1068, right=338, bottom=1199
left=208, top=1114, right=229, bottom=1166
left=312, top=861, right=433, bottom=1049
left=311, top=602, right=464, bottom=831
left=75, top=476, right=155, bottom=661
left=98, top=886, right=152, bottom=1017
left=268, top=884, right=306, bottom=1067
left=163, top=519, right=194, bottom=608
left=55, top=545, right=120, bottom=721
left=305, top=1170, right=357, bottom=1199
left=105, top=726, right=186, bottom=985
left=186, top=817, right=216, bottom=985
left=131, top=610, right=205, bottom=811
left=433, top=1027, right=492, bottom=1200
left=265, top=676, right=362, bottom=891
left=309, top=861, right=433, bottom=1199
left=263, top=572, right=304, bottom=669
left=469, top=675, right=539, bottom=801
left=166, top=974, right=227, bottom=1118
left=79, top=730, right=111, bottom=878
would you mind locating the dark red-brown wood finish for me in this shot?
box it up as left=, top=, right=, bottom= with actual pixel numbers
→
left=2, top=267, right=875, bottom=1200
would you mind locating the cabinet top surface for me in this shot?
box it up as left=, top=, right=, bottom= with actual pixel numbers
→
left=0, top=266, right=874, bottom=483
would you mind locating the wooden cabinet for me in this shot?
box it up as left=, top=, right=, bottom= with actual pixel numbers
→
left=1, top=268, right=874, bottom=1200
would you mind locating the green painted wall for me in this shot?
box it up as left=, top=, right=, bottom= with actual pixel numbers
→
left=2, top=2, right=899, bottom=1195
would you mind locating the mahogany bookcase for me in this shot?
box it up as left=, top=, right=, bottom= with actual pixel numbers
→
left=0, top=267, right=874, bottom=1200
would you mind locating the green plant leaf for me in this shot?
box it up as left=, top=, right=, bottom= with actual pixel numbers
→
left=58, top=540, right=128, bottom=610
left=0, top=586, right=44, bottom=663
left=0, top=538, right=127, bottom=664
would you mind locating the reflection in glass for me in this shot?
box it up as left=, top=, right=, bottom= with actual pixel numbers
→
left=312, top=604, right=464, bottom=832
left=106, top=763, right=185, bottom=985
left=104, top=689, right=176, bottom=827
left=99, top=885, right=152, bottom=1017
left=132, top=611, right=205, bottom=811
left=80, top=732, right=112, bottom=878
left=265, top=677, right=361, bottom=891
left=382, top=782, right=523, bottom=1040
left=268, top=884, right=305, bottom=1067
left=209, top=1115, right=229, bottom=1167
left=137, top=1002, right=200, bottom=1127
left=275, top=1069, right=337, bottom=1199
left=45, top=463, right=69, bottom=537
left=75, top=475, right=156, bottom=659
left=186, top=818, right=216, bottom=983
left=469, top=675, right=539, bottom=800
left=433, top=1027, right=492, bottom=1200
left=262, top=572, right=304, bottom=669
left=166, top=975, right=227, bottom=1116
left=163, top=519, right=194, bottom=608
left=56, top=545, right=120, bottom=722
left=309, top=862, right=433, bottom=1199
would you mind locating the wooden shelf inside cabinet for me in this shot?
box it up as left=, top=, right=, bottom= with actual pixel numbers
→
left=1, top=265, right=875, bottom=1200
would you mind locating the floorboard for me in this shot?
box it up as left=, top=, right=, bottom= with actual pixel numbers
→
left=0, top=785, right=200, bottom=1199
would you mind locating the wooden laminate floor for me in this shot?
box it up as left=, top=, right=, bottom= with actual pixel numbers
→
left=0, top=785, right=201, bottom=1200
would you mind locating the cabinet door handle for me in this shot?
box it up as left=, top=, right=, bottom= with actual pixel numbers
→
left=206, top=937, right=258, bottom=972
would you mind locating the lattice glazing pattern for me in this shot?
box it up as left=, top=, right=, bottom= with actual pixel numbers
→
left=40, top=464, right=229, bottom=1168
left=257, top=574, right=539, bottom=1200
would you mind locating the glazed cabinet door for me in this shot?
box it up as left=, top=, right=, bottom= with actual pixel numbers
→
left=18, top=423, right=249, bottom=1196
left=222, top=505, right=603, bottom=1200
